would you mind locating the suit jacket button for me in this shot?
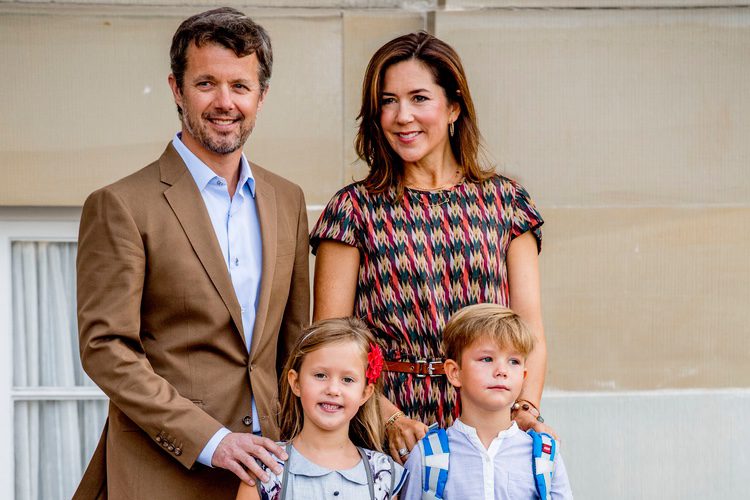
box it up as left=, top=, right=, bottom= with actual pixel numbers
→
left=168, top=444, right=175, bottom=452
left=243, top=415, right=252, bottom=426
left=162, top=441, right=169, bottom=448
left=155, top=436, right=162, bottom=443
left=175, top=448, right=182, bottom=456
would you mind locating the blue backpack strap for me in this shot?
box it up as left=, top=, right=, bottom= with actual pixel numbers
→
left=418, top=427, right=450, bottom=500
left=528, top=430, right=556, bottom=500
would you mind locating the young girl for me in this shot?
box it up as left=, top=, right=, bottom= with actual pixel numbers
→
left=236, top=317, right=407, bottom=500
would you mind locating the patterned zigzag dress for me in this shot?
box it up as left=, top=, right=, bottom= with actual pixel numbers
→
left=311, top=175, right=543, bottom=427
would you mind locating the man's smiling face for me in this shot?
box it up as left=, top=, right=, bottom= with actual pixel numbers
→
left=170, top=42, right=266, bottom=158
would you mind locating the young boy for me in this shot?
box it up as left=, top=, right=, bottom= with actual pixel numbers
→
left=401, top=304, right=573, bottom=499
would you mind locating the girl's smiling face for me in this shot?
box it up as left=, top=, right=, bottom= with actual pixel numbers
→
left=288, top=340, right=375, bottom=434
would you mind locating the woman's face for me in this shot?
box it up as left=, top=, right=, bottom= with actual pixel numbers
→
left=379, top=59, right=459, bottom=169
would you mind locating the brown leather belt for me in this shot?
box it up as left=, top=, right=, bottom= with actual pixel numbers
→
left=383, top=360, right=445, bottom=377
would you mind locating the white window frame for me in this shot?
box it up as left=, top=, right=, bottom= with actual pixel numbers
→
left=0, top=208, right=106, bottom=499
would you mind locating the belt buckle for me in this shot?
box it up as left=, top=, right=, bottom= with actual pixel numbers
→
left=415, top=359, right=438, bottom=378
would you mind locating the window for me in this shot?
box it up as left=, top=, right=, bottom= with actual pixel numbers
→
left=0, top=210, right=107, bottom=500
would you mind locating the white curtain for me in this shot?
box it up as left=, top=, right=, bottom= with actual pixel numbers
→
left=12, top=242, right=107, bottom=500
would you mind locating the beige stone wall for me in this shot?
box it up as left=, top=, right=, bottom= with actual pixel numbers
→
left=435, top=7, right=750, bottom=391
left=1, top=2, right=748, bottom=497
left=0, top=5, right=425, bottom=207
left=547, top=389, right=749, bottom=498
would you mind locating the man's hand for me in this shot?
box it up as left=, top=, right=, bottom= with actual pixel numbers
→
left=211, top=433, right=288, bottom=486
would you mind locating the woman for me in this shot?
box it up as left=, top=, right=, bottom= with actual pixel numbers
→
left=311, top=31, right=549, bottom=463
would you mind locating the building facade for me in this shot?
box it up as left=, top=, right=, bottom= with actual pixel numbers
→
left=1, top=1, right=748, bottom=498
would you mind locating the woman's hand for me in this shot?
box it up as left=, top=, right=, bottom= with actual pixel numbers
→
left=386, top=413, right=428, bottom=465
left=380, top=396, right=428, bottom=464
left=512, top=407, right=558, bottom=439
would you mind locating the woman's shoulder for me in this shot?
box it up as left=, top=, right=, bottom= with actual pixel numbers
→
left=327, top=180, right=365, bottom=198
left=476, top=173, right=539, bottom=203
left=329, top=180, right=392, bottom=203
left=479, top=172, right=526, bottom=190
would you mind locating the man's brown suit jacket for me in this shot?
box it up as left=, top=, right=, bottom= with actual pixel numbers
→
left=73, top=144, right=309, bottom=499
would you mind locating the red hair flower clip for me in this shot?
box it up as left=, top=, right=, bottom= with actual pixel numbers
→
left=366, top=342, right=384, bottom=385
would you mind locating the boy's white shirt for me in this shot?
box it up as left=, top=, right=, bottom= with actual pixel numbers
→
left=401, top=418, right=573, bottom=500
left=454, top=419, right=520, bottom=499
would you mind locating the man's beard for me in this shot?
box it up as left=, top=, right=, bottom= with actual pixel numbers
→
left=182, top=107, right=252, bottom=155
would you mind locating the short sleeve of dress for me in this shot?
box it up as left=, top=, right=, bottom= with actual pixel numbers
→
left=310, top=186, right=362, bottom=255
left=365, top=449, right=410, bottom=499
left=510, top=180, right=544, bottom=253
left=255, top=445, right=286, bottom=500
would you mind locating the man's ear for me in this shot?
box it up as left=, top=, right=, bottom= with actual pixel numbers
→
left=444, top=358, right=462, bottom=388
left=168, top=74, right=183, bottom=111
left=287, top=369, right=301, bottom=397
left=257, top=85, right=269, bottom=113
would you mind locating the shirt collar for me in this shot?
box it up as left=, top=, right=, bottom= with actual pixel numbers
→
left=286, top=446, right=368, bottom=485
left=171, top=132, right=256, bottom=197
left=454, top=418, right=521, bottom=455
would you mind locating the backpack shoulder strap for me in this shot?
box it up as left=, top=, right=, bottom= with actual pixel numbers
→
left=528, top=430, right=556, bottom=500
left=276, top=442, right=293, bottom=500
left=418, top=427, right=450, bottom=500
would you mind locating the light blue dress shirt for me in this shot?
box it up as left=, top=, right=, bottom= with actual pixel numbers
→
left=401, top=420, right=573, bottom=500
left=172, top=133, right=263, bottom=466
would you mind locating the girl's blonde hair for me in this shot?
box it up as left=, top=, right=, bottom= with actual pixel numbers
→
left=279, top=317, right=384, bottom=451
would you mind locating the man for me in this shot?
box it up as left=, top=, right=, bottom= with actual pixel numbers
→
left=74, top=8, right=309, bottom=499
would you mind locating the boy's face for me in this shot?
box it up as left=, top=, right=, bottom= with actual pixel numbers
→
left=445, top=336, right=527, bottom=415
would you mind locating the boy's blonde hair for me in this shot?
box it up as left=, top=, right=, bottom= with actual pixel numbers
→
left=442, top=304, right=535, bottom=364
left=279, top=317, right=383, bottom=451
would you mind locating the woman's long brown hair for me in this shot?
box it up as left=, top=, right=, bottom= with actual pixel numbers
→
left=356, top=31, right=492, bottom=196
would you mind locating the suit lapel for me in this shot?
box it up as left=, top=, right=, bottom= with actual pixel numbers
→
left=158, top=144, right=246, bottom=344
left=249, top=164, right=276, bottom=355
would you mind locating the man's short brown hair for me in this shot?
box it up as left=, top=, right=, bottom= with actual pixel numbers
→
left=442, top=304, right=535, bottom=364
left=169, top=7, right=272, bottom=116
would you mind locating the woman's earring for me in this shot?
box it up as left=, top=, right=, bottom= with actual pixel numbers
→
left=449, top=121, right=455, bottom=137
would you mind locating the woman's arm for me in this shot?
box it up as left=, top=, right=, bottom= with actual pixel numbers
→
left=312, top=240, right=359, bottom=320
left=313, top=239, right=427, bottom=462
left=506, top=231, right=555, bottom=435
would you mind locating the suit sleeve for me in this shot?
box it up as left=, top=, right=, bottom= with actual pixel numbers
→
left=77, top=187, right=223, bottom=469
left=276, top=185, right=311, bottom=377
